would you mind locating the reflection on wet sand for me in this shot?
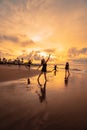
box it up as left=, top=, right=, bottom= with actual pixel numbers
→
left=36, top=80, right=47, bottom=103
left=54, top=70, right=57, bottom=76
left=0, top=71, right=87, bottom=130
left=27, top=77, right=30, bottom=85
left=64, top=75, right=69, bottom=87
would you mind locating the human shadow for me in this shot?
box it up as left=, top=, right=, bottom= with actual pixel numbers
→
left=64, top=75, right=69, bottom=87
left=36, top=80, right=47, bottom=103
left=54, top=70, right=57, bottom=76
left=26, top=77, right=31, bottom=89
left=27, top=77, right=30, bottom=85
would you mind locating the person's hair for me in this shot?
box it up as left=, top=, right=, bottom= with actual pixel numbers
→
left=41, top=59, right=45, bottom=65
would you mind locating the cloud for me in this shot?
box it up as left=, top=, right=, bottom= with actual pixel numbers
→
left=72, top=58, right=87, bottom=63
left=68, top=47, right=87, bottom=58
left=0, top=49, right=14, bottom=58
left=21, top=40, right=35, bottom=47
left=0, top=34, right=19, bottom=43
left=0, top=33, right=36, bottom=59
left=18, top=50, right=42, bottom=61
left=0, top=34, right=35, bottom=46
left=0, top=0, right=87, bottom=59
left=18, top=48, right=56, bottom=62
left=44, top=48, right=56, bottom=53
left=80, top=48, right=87, bottom=54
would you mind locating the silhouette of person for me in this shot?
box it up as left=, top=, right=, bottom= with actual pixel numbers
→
left=26, top=59, right=32, bottom=71
left=52, top=64, right=58, bottom=76
left=27, top=78, right=30, bottom=85
left=37, top=54, right=51, bottom=81
left=65, top=62, right=70, bottom=78
left=17, top=57, right=21, bottom=68
left=54, top=64, right=57, bottom=71
left=36, top=80, right=47, bottom=103
left=28, top=59, right=32, bottom=70
left=52, top=64, right=58, bottom=71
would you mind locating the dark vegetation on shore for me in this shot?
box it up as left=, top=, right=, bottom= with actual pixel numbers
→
left=0, top=57, right=39, bottom=66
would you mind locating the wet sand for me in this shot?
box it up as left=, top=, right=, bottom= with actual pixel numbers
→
left=0, top=66, right=87, bottom=130
left=0, top=65, right=39, bottom=82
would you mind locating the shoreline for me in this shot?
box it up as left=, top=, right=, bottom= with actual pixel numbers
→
left=0, top=65, right=40, bottom=82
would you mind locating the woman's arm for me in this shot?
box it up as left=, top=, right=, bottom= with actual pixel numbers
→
left=46, top=54, right=51, bottom=63
left=37, top=64, right=42, bottom=70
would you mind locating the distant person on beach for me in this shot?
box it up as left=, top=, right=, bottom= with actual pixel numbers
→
left=16, top=57, right=21, bottom=67
left=26, top=59, right=32, bottom=71
left=53, top=64, right=58, bottom=71
left=52, top=64, right=58, bottom=76
left=65, top=62, right=70, bottom=78
left=54, top=64, right=57, bottom=71
left=28, top=59, right=32, bottom=70
left=37, top=54, right=51, bottom=81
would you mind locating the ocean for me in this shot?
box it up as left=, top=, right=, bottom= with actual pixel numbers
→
left=46, top=61, right=87, bottom=73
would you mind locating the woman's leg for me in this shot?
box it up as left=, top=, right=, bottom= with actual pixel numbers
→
left=65, top=70, right=67, bottom=78
left=44, top=72, right=47, bottom=81
left=37, top=71, right=43, bottom=81
left=68, top=70, right=70, bottom=76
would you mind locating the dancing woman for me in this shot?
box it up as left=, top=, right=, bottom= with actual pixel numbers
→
left=37, top=54, right=51, bottom=81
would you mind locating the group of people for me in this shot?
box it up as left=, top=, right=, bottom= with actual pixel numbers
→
left=36, top=57, right=70, bottom=103
left=27, top=55, right=70, bottom=103
left=27, top=54, right=70, bottom=88
left=37, top=54, right=70, bottom=82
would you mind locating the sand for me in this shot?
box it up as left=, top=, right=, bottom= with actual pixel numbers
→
left=0, top=65, right=39, bottom=82
left=0, top=65, right=87, bottom=130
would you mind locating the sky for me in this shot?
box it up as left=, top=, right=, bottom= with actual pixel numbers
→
left=0, top=0, right=87, bottom=63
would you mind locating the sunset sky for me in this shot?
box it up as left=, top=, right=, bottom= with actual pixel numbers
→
left=0, top=0, right=87, bottom=63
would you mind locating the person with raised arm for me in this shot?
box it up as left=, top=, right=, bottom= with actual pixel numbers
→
left=37, top=54, right=51, bottom=81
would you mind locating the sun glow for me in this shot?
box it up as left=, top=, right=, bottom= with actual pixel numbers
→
left=39, top=52, right=48, bottom=57
left=32, top=36, right=42, bottom=42
left=0, top=0, right=87, bottom=61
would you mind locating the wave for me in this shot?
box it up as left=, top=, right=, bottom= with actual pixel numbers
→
left=35, top=64, right=87, bottom=73
left=58, top=68, right=81, bottom=71
left=71, top=68, right=82, bottom=71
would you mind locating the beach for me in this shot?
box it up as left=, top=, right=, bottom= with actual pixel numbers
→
left=0, top=65, right=40, bottom=82
left=0, top=65, right=87, bottom=130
